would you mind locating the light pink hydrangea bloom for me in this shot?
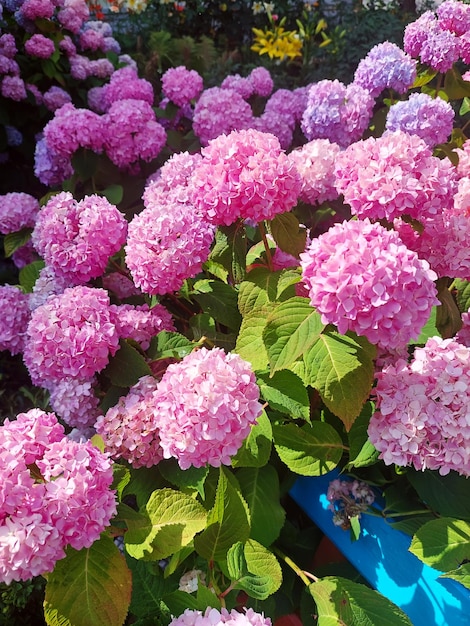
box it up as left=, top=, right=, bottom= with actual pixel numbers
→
left=249, top=66, right=273, bottom=97
left=190, top=128, right=301, bottom=226
left=0, top=192, right=39, bottom=234
left=169, top=607, right=271, bottom=626
left=144, top=150, right=203, bottom=195
left=23, top=285, right=120, bottom=385
left=455, top=138, right=470, bottom=178
left=300, top=219, right=439, bottom=350
left=161, top=66, right=204, bottom=106
left=19, top=0, right=55, bottom=21
left=334, top=130, right=457, bottom=222
left=32, top=192, right=127, bottom=284
left=95, top=375, right=164, bottom=468
left=154, top=347, right=263, bottom=469
left=110, top=303, right=175, bottom=350
left=403, top=10, right=460, bottom=72
left=43, top=103, right=105, bottom=159
left=288, top=139, right=341, bottom=206
left=24, top=34, right=55, bottom=58
left=369, top=337, right=470, bottom=476
left=456, top=311, right=470, bottom=346
left=192, top=87, right=254, bottom=145
left=48, top=376, right=102, bottom=429
left=0, top=285, right=31, bottom=355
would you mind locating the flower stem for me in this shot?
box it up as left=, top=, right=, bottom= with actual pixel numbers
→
left=258, top=221, right=274, bottom=272
left=273, top=547, right=318, bottom=585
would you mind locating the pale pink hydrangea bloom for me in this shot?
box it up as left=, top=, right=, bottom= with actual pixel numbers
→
left=169, top=607, right=271, bottom=626
left=23, top=285, right=120, bottom=385
left=48, top=376, right=102, bottom=429
left=288, top=139, right=341, bottom=206
left=248, top=66, right=273, bottom=97
left=29, top=266, right=71, bottom=311
left=32, top=192, right=127, bottom=284
left=300, top=219, right=439, bottom=351
left=154, top=347, right=263, bottom=469
left=0, top=285, right=31, bottom=355
left=369, top=337, right=470, bottom=476
left=145, top=150, right=203, bottom=195
left=42, top=86, right=72, bottom=112
left=192, top=87, right=254, bottom=146
left=161, top=66, right=204, bottom=106
left=403, top=11, right=460, bottom=72
left=221, top=73, right=253, bottom=99
left=1, top=75, right=27, bottom=101
left=190, top=128, right=301, bottom=226
left=334, top=130, right=457, bottom=222
left=125, top=186, right=214, bottom=295
left=24, top=34, right=55, bottom=58
left=0, top=192, right=39, bottom=234
left=456, top=311, right=470, bottom=346
left=95, top=375, right=164, bottom=468
left=455, top=139, right=470, bottom=178
left=43, top=103, right=105, bottom=159
left=0, top=409, right=116, bottom=583
left=100, top=66, right=154, bottom=111
left=110, top=303, right=175, bottom=350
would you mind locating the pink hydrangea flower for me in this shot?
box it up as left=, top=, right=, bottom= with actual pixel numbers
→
left=57, top=0, right=89, bottom=33
left=192, top=87, right=254, bottom=146
left=264, top=87, right=307, bottom=127
left=252, top=111, right=294, bottom=150
left=24, top=34, right=55, bottom=58
left=42, top=86, right=72, bottom=112
left=100, top=66, right=154, bottom=111
left=288, top=139, right=341, bottom=206
left=58, top=35, right=77, bottom=57
left=1, top=75, right=27, bottom=101
left=169, top=607, right=271, bottom=626
left=455, top=138, right=470, bottom=178
left=95, top=375, right=164, bottom=468
left=300, top=219, right=439, bottom=350
left=125, top=187, right=214, bottom=295
left=456, top=311, right=470, bottom=346
left=161, top=66, right=204, bottom=106
left=29, top=266, right=71, bottom=311
left=301, top=79, right=375, bottom=148
left=145, top=150, right=203, bottom=196
left=369, top=337, right=470, bottom=476
left=48, top=376, right=102, bottom=429
left=110, top=303, right=175, bottom=350
left=19, top=0, right=55, bottom=20
left=79, top=28, right=105, bottom=52
left=0, top=192, right=39, bottom=234
left=102, top=272, right=141, bottom=299
left=334, top=130, right=457, bottom=222
left=404, top=11, right=460, bottom=72
left=437, top=0, right=470, bottom=34
left=0, top=285, right=31, bottom=355
left=23, top=285, right=120, bottom=385
left=248, top=66, right=273, bottom=97
left=12, top=241, right=37, bottom=269
left=154, top=347, right=263, bottom=469
left=43, top=103, right=105, bottom=159
left=190, top=128, right=301, bottom=226
left=221, top=73, right=253, bottom=99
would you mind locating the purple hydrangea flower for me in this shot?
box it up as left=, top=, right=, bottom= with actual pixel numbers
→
left=353, top=41, right=417, bottom=97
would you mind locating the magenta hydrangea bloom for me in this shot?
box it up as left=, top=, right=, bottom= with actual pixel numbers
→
left=169, top=607, right=272, bottom=626
left=110, top=303, right=175, bottom=350
left=0, top=33, right=17, bottom=58
left=125, top=187, right=215, bottom=295
left=23, top=285, right=119, bottom=385
left=1, top=75, right=27, bottom=101
left=369, top=337, right=470, bottom=476
left=100, top=66, right=154, bottom=111
left=455, top=139, right=470, bottom=178
left=57, top=0, right=89, bottom=33
left=404, top=11, right=460, bottom=72
left=353, top=41, right=417, bottom=98
left=19, top=0, right=55, bottom=21
left=249, top=66, right=274, bottom=97
left=95, top=375, right=164, bottom=468
left=385, top=93, right=454, bottom=147
left=190, top=128, right=301, bottom=226
left=79, top=28, right=105, bottom=52
left=300, top=219, right=439, bottom=350
left=334, top=130, right=457, bottom=222
left=43, top=103, right=105, bottom=159
left=221, top=73, right=254, bottom=99
left=32, top=192, right=127, bottom=284
left=48, top=376, right=102, bottom=429
left=301, top=79, right=375, bottom=148
left=0, top=409, right=116, bottom=583
left=192, top=87, right=254, bottom=146
left=24, top=33, right=55, bottom=58
left=0, top=192, right=39, bottom=234
left=154, top=347, right=263, bottom=469
left=437, top=0, right=470, bottom=35
left=288, top=139, right=341, bottom=206
left=42, top=86, right=72, bottom=112
left=0, top=285, right=31, bottom=355
left=145, top=150, right=203, bottom=196
left=161, top=65, right=204, bottom=106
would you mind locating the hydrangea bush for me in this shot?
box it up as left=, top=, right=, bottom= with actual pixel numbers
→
left=2, top=1, right=470, bottom=625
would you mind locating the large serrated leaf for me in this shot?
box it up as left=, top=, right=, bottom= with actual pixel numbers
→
left=192, top=279, right=241, bottom=331
left=273, top=422, right=343, bottom=476
left=308, top=577, right=412, bottom=626
left=270, top=212, right=307, bottom=258
left=3, top=227, right=33, bottom=257
left=44, top=535, right=132, bottom=626
left=304, top=330, right=376, bottom=431
left=231, top=410, right=272, bottom=468
left=235, top=303, right=277, bottom=371
left=19, top=260, right=45, bottom=293
left=147, top=331, right=197, bottom=360
left=409, top=518, right=470, bottom=572
left=124, top=489, right=207, bottom=561
left=441, top=563, right=470, bottom=589
left=240, top=539, right=282, bottom=599
left=257, top=369, right=310, bottom=420
left=263, top=297, right=325, bottom=373
left=102, top=339, right=152, bottom=387
left=126, top=560, right=175, bottom=618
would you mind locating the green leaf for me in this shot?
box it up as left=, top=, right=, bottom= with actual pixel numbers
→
left=235, top=303, right=276, bottom=371
left=413, top=306, right=439, bottom=344
left=263, top=297, right=325, bottom=373
left=444, top=67, right=470, bottom=99
left=412, top=68, right=437, bottom=88
left=3, top=227, right=33, bottom=257
left=207, top=223, right=247, bottom=284
left=407, top=470, right=470, bottom=520
left=409, top=518, right=470, bottom=572
left=112, top=463, right=131, bottom=502
left=273, top=422, right=343, bottom=476
left=44, top=535, right=132, bottom=626
left=270, top=212, right=306, bottom=258
left=308, top=576, right=412, bottom=625
left=238, top=539, right=283, bottom=600
left=102, top=339, right=152, bottom=387
left=71, top=149, right=100, bottom=181
left=257, top=369, right=310, bottom=420
left=126, top=560, right=175, bottom=618
left=159, top=460, right=209, bottom=498
left=147, top=331, right=197, bottom=361
left=304, top=330, right=376, bottom=431
left=237, top=465, right=285, bottom=546
left=441, top=563, right=470, bottom=589
left=194, top=467, right=250, bottom=562
left=460, top=97, right=470, bottom=116
left=101, top=184, right=124, bottom=205
left=19, top=260, right=45, bottom=293
left=231, top=410, right=273, bottom=468
left=454, top=279, right=470, bottom=314
left=227, top=541, right=246, bottom=579
left=124, top=489, right=207, bottom=561
left=347, top=401, right=379, bottom=469
left=192, top=279, right=242, bottom=331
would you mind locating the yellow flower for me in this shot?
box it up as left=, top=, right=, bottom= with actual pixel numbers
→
left=251, top=25, right=302, bottom=61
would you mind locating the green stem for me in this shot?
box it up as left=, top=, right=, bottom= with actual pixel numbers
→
left=273, top=547, right=318, bottom=585
left=258, top=221, right=274, bottom=272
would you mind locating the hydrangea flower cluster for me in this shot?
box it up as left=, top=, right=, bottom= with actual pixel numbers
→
left=456, top=138, right=470, bottom=178
left=288, top=139, right=341, bottom=206
left=0, top=409, right=116, bottom=584
left=28, top=265, right=71, bottom=311
left=145, top=150, right=203, bottom=195
left=32, top=192, right=127, bottom=284
left=24, top=33, right=55, bottom=58
left=169, top=607, right=271, bottom=626
left=42, top=86, right=72, bottom=112
left=369, top=337, right=470, bottom=476
left=456, top=311, right=470, bottom=346
left=97, top=66, right=154, bottom=112
left=34, top=136, right=74, bottom=187
left=154, top=347, right=263, bottom=469
left=0, top=192, right=39, bottom=234
left=161, top=65, right=204, bottom=107
left=0, top=285, right=31, bottom=355
left=385, top=93, right=455, bottom=147
left=334, top=130, right=457, bottom=222
left=42, top=103, right=105, bottom=159
left=300, top=219, right=439, bottom=350
left=48, top=376, right=102, bottom=429
left=190, top=128, right=301, bottom=226
left=353, top=41, right=417, bottom=98
left=23, top=286, right=120, bottom=385
left=110, top=303, right=175, bottom=350
left=301, top=79, right=375, bottom=148
left=327, top=478, right=375, bottom=528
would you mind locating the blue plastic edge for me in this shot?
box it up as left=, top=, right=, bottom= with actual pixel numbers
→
left=290, top=472, right=470, bottom=626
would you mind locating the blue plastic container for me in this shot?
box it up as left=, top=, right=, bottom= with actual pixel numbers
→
left=290, top=473, right=470, bottom=626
